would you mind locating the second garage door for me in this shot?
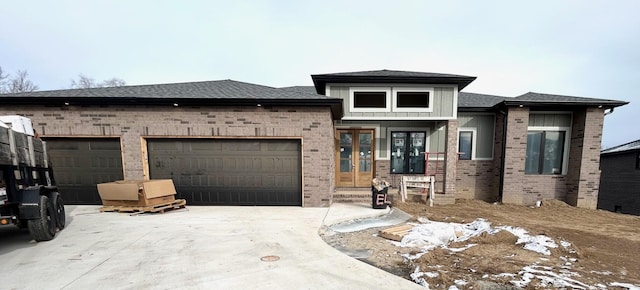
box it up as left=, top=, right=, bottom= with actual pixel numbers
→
left=147, top=139, right=302, bottom=206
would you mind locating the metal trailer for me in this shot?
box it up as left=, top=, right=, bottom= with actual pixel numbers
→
left=0, top=116, right=65, bottom=241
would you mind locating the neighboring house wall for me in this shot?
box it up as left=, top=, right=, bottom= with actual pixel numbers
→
left=0, top=105, right=335, bottom=207
left=598, top=151, right=640, bottom=215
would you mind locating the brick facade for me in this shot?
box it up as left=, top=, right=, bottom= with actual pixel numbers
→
left=500, top=107, right=604, bottom=208
left=501, top=107, right=530, bottom=204
left=455, top=160, right=500, bottom=201
left=565, top=108, right=605, bottom=208
left=0, top=105, right=335, bottom=207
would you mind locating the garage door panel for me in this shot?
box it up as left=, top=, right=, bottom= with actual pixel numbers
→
left=148, top=139, right=301, bottom=206
left=45, top=138, right=123, bottom=205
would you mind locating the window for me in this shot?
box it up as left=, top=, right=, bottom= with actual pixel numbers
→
left=349, top=88, right=391, bottom=113
left=525, top=131, right=566, bottom=174
left=458, top=131, right=474, bottom=160
left=390, top=131, right=426, bottom=174
left=353, top=92, right=387, bottom=108
left=392, top=88, right=434, bottom=112
left=396, top=92, right=430, bottom=108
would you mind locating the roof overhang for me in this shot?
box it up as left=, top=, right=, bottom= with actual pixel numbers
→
left=311, top=75, right=477, bottom=95
left=1, top=96, right=345, bottom=120
left=500, top=100, right=629, bottom=110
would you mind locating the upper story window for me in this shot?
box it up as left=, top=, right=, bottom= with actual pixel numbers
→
left=349, top=87, right=434, bottom=113
left=349, top=87, right=392, bottom=113
left=392, top=88, right=434, bottom=112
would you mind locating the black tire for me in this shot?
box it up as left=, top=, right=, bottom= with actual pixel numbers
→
left=27, top=195, right=57, bottom=242
left=51, top=192, right=66, bottom=230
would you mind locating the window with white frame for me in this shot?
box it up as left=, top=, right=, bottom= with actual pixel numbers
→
left=525, top=129, right=569, bottom=174
left=349, top=88, right=391, bottom=112
left=458, top=130, right=475, bottom=160
left=392, top=88, right=434, bottom=112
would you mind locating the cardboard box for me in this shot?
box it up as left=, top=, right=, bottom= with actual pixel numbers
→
left=97, top=179, right=177, bottom=207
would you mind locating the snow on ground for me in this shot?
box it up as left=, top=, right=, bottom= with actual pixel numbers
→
left=392, top=218, right=640, bottom=289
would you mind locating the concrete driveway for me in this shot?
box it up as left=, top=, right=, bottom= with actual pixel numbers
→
left=0, top=204, right=422, bottom=290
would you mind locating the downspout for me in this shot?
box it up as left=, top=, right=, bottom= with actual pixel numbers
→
left=497, top=106, right=508, bottom=203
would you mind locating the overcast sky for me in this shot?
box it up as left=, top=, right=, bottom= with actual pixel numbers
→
left=1, top=1, right=638, bottom=148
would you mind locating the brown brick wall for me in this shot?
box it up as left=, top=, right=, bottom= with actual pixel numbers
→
left=456, top=160, right=500, bottom=201
left=501, top=107, right=604, bottom=208
left=1, top=105, right=335, bottom=207
left=440, top=119, right=458, bottom=205
left=501, top=107, right=529, bottom=205
left=567, top=108, right=604, bottom=208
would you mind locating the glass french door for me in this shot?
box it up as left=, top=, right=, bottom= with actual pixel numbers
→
left=336, top=129, right=374, bottom=187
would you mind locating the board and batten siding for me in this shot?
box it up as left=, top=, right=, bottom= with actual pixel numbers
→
left=330, top=85, right=456, bottom=119
left=458, top=113, right=496, bottom=159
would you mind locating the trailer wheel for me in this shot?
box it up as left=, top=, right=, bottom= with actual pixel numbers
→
left=27, top=195, right=57, bottom=242
left=51, top=192, right=66, bottom=230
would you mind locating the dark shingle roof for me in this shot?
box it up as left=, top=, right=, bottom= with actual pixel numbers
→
left=1, top=79, right=336, bottom=100
left=0, top=79, right=344, bottom=119
left=504, top=92, right=628, bottom=108
left=601, top=139, right=640, bottom=155
left=311, top=69, right=477, bottom=94
left=458, top=92, right=507, bottom=109
left=280, top=86, right=318, bottom=95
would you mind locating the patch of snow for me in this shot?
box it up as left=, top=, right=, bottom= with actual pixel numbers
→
left=454, top=279, right=468, bottom=286
left=511, top=272, right=534, bottom=288
left=448, top=286, right=459, bottom=290
left=610, top=282, right=640, bottom=290
left=539, top=257, right=550, bottom=261
left=410, top=266, right=430, bottom=288
left=516, top=265, right=590, bottom=289
left=448, top=244, right=477, bottom=252
left=495, top=273, right=516, bottom=278
left=425, top=272, right=439, bottom=278
left=498, top=226, right=558, bottom=255
left=590, top=270, right=612, bottom=276
left=561, top=240, right=572, bottom=248
left=401, top=252, right=427, bottom=261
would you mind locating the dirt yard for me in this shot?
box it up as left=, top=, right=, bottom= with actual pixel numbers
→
left=321, top=199, right=640, bottom=289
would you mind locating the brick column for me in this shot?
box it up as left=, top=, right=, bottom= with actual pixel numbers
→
left=572, top=108, right=604, bottom=208
left=501, top=107, right=530, bottom=205
left=439, top=119, right=458, bottom=204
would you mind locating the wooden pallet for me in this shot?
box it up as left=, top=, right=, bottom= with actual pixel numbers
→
left=378, top=224, right=414, bottom=242
left=100, top=199, right=187, bottom=214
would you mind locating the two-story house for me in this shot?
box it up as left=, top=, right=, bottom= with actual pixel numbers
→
left=0, top=70, right=628, bottom=208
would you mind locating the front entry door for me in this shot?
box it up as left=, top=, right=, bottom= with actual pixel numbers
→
left=336, top=129, right=374, bottom=187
